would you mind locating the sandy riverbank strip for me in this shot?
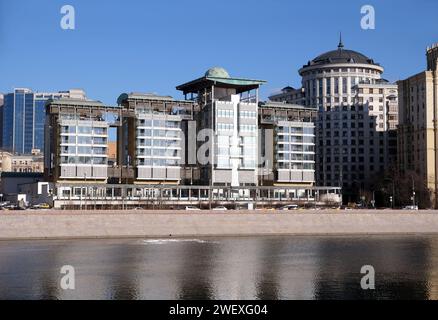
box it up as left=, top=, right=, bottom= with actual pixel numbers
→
left=1, top=210, right=438, bottom=240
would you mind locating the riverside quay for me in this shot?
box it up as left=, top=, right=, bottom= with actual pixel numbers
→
left=44, top=67, right=341, bottom=209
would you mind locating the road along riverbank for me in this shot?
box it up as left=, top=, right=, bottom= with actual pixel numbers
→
left=1, top=210, right=438, bottom=240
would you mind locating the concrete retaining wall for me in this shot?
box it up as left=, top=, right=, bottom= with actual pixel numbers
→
left=1, top=210, right=438, bottom=240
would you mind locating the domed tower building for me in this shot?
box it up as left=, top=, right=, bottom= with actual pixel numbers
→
left=271, top=38, right=399, bottom=202
left=177, top=67, right=265, bottom=189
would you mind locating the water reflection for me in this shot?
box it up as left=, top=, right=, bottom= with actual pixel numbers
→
left=313, top=237, right=432, bottom=300
left=0, top=236, right=437, bottom=300
left=176, top=241, right=216, bottom=300
left=255, top=238, right=282, bottom=300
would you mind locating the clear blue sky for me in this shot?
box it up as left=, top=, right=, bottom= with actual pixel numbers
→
left=1, top=0, right=438, bottom=104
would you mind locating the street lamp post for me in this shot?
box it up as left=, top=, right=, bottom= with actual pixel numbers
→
left=412, top=175, right=416, bottom=207
left=84, top=173, right=87, bottom=210
left=371, top=191, right=376, bottom=209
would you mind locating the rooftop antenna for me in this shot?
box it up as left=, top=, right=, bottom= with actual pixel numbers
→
left=338, top=32, right=344, bottom=50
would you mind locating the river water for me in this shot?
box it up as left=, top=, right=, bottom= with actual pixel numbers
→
left=0, top=235, right=437, bottom=300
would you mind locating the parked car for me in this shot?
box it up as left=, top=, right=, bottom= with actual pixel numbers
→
left=403, top=205, right=419, bottom=211
left=3, top=204, right=20, bottom=211
left=185, top=206, right=201, bottom=211
left=0, top=201, right=11, bottom=208
left=280, top=205, right=299, bottom=211
left=212, top=206, right=228, bottom=211
left=32, top=203, right=51, bottom=210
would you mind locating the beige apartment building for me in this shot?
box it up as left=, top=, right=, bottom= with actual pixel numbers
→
left=0, top=150, right=13, bottom=173
left=11, top=151, right=44, bottom=173
left=0, top=150, right=44, bottom=174
left=398, top=43, right=438, bottom=207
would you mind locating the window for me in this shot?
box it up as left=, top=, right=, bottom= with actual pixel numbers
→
left=239, top=111, right=256, bottom=119
left=94, top=127, right=107, bottom=135
left=78, top=146, right=92, bottom=154
left=77, top=136, right=92, bottom=144
left=78, top=126, right=92, bottom=134
left=218, top=123, right=234, bottom=132
left=239, top=125, right=257, bottom=133
left=218, top=109, right=234, bottom=118
left=342, top=77, right=348, bottom=94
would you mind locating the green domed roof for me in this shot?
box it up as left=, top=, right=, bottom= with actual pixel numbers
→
left=205, top=67, right=230, bottom=78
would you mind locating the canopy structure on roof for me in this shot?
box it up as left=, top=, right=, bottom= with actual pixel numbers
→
left=177, top=67, right=266, bottom=95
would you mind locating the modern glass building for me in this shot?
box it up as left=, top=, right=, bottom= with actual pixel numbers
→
left=45, top=98, right=116, bottom=183
left=2, top=88, right=86, bottom=154
left=116, top=93, right=197, bottom=184
left=259, top=102, right=317, bottom=187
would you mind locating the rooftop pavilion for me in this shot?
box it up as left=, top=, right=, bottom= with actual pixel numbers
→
left=176, top=67, right=266, bottom=102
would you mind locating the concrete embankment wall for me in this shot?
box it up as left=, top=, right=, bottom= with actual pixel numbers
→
left=1, top=210, right=438, bottom=240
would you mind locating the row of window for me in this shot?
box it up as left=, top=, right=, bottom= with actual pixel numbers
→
left=217, top=136, right=257, bottom=146
left=13, top=168, right=41, bottom=173
left=320, top=140, right=385, bottom=146
left=277, top=127, right=314, bottom=135
left=137, top=129, right=180, bottom=138
left=320, top=156, right=385, bottom=165
left=321, top=122, right=375, bottom=129
left=61, top=146, right=107, bottom=155
left=216, top=158, right=257, bottom=169
left=320, top=174, right=366, bottom=182
left=319, top=146, right=385, bottom=154
left=319, top=131, right=386, bottom=138
left=303, top=68, right=380, bottom=76
left=277, top=154, right=315, bottom=161
left=240, top=125, right=257, bottom=133
left=277, top=163, right=314, bottom=170
left=306, top=77, right=377, bottom=97
left=137, top=149, right=179, bottom=157
left=326, top=105, right=367, bottom=112
left=277, top=136, right=315, bottom=144
left=137, top=159, right=179, bottom=167
left=218, top=123, right=258, bottom=133
left=60, top=157, right=107, bottom=165
left=217, top=109, right=234, bottom=118
left=138, top=139, right=180, bottom=148
left=138, top=119, right=181, bottom=129
left=217, top=123, right=234, bottom=132
left=240, top=111, right=257, bottom=119
left=320, top=165, right=385, bottom=175
left=61, top=126, right=107, bottom=135
left=217, top=147, right=256, bottom=157
left=61, top=136, right=107, bottom=145
left=277, top=145, right=315, bottom=152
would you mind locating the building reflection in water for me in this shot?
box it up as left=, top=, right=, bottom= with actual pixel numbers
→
left=254, top=238, right=282, bottom=300
left=252, top=237, right=320, bottom=300
left=0, top=241, right=68, bottom=300
left=1, top=236, right=438, bottom=300
left=313, top=236, right=432, bottom=300
left=174, top=240, right=217, bottom=300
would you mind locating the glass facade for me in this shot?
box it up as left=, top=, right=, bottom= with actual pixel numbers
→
left=136, top=116, right=182, bottom=168
left=2, top=93, right=14, bottom=151
left=59, top=119, right=109, bottom=179
left=2, top=89, right=71, bottom=154
left=276, top=124, right=315, bottom=171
